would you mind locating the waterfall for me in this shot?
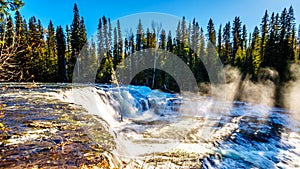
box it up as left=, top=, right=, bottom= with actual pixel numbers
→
left=57, top=84, right=300, bottom=168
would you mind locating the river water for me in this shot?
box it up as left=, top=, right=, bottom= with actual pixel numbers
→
left=0, top=83, right=299, bottom=168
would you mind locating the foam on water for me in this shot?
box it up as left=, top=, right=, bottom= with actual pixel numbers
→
left=55, top=85, right=300, bottom=168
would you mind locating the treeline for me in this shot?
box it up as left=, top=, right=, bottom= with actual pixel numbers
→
left=1, top=3, right=300, bottom=92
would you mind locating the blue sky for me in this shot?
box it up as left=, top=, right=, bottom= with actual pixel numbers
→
left=19, top=0, right=300, bottom=37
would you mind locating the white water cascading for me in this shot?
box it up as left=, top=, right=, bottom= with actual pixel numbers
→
left=57, top=85, right=300, bottom=168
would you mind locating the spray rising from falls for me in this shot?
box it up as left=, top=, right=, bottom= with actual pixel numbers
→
left=59, top=84, right=238, bottom=166
left=57, top=81, right=300, bottom=168
left=283, top=63, right=300, bottom=123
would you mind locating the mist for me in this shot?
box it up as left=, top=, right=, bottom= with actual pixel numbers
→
left=283, top=63, right=300, bottom=122
left=210, top=66, right=277, bottom=108
left=203, top=63, right=300, bottom=123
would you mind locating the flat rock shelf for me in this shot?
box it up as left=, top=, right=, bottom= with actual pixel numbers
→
left=0, top=83, right=116, bottom=169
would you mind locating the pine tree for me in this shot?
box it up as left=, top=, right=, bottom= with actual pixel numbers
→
left=136, top=19, right=143, bottom=51
left=79, top=17, right=87, bottom=49
left=4, top=16, right=14, bottom=47
left=265, top=13, right=280, bottom=69
left=70, top=3, right=81, bottom=81
left=117, top=20, right=123, bottom=64
left=260, top=10, right=269, bottom=64
left=113, top=27, right=118, bottom=67
left=97, top=16, right=114, bottom=83
left=56, top=25, right=67, bottom=82
left=217, top=24, right=222, bottom=56
left=160, top=29, right=166, bottom=50
left=198, top=27, right=207, bottom=82
left=222, top=22, right=231, bottom=64
left=46, top=20, right=57, bottom=81
left=27, top=16, right=41, bottom=80
left=78, top=16, right=89, bottom=81
left=250, top=27, right=261, bottom=76
left=14, top=10, right=28, bottom=80
left=0, top=1, right=25, bottom=81
left=242, top=25, right=247, bottom=50
left=207, top=18, right=216, bottom=46
left=65, top=25, right=72, bottom=53
left=0, top=0, right=24, bottom=21
left=166, top=30, right=173, bottom=52
left=88, top=37, right=97, bottom=79
left=97, top=18, right=103, bottom=63
left=206, top=18, right=217, bottom=72
left=191, top=19, right=200, bottom=76
left=232, top=17, right=242, bottom=64
left=64, top=25, right=71, bottom=81
left=278, top=7, right=291, bottom=81
left=287, top=6, right=296, bottom=61
left=0, top=15, right=18, bottom=81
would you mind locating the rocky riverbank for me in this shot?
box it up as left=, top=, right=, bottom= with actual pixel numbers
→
left=0, top=83, right=117, bottom=169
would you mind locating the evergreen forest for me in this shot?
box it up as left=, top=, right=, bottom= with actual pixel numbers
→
left=1, top=1, right=300, bottom=97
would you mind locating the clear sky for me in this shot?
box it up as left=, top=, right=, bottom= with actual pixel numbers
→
left=19, top=0, right=300, bottom=37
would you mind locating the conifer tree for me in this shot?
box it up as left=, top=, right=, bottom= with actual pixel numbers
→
left=232, top=17, right=242, bottom=64
left=0, top=0, right=24, bottom=21
left=97, top=16, right=114, bottom=83
left=250, top=27, right=261, bottom=76
left=222, top=22, right=231, bottom=64
left=14, top=11, right=28, bottom=80
left=113, top=27, right=118, bottom=67
left=136, top=19, right=143, bottom=51
left=70, top=3, right=81, bottom=80
left=88, top=37, right=97, bottom=79
left=97, top=18, right=103, bottom=63
left=217, top=24, right=222, bottom=56
left=261, top=10, right=269, bottom=63
left=4, top=16, right=14, bottom=47
left=242, top=25, right=247, bottom=50
left=265, top=13, right=280, bottom=69
left=207, top=18, right=216, bottom=46
left=78, top=17, right=89, bottom=81
left=166, top=30, right=173, bottom=52
left=117, top=20, right=123, bottom=63
left=206, top=18, right=216, bottom=72
left=56, top=25, right=67, bottom=82
left=79, top=17, right=87, bottom=49
left=46, top=20, right=57, bottom=81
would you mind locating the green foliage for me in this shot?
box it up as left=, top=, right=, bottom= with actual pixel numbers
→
left=0, top=0, right=24, bottom=21
left=250, top=27, right=261, bottom=76
left=0, top=2, right=299, bottom=96
left=232, top=17, right=242, bottom=64
left=56, top=26, right=67, bottom=82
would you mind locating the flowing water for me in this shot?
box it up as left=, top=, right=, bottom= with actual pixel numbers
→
left=1, top=83, right=300, bottom=168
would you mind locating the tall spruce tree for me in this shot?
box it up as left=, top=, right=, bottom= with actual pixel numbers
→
left=46, top=20, right=57, bottom=81
left=217, top=24, right=222, bottom=56
left=70, top=3, right=81, bottom=81
left=56, top=25, right=66, bottom=82
left=222, top=22, right=231, bottom=64
left=261, top=10, right=269, bottom=64
left=265, top=13, right=280, bottom=69
left=136, top=19, right=143, bottom=51
left=250, top=27, right=261, bottom=76
left=14, top=10, right=28, bottom=80
left=116, top=20, right=123, bottom=65
left=232, top=17, right=242, bottom=64
left=207, top=18, right=216, bottom=46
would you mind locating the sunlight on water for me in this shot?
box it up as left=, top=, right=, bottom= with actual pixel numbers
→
left=55, top=85, right=300, bottom=168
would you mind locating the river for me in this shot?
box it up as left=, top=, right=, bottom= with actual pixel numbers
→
left=0, top=83, right=299, bottom=168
